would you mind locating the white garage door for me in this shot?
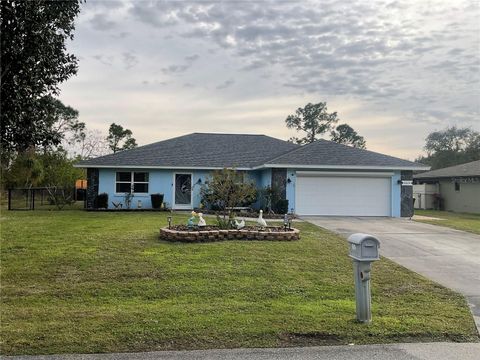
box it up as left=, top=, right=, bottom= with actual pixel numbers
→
left=296, top=174, right=391, bottom=216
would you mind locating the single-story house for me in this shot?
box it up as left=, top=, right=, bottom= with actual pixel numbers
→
left=75, top=133, right=429, bottom=217
left=413, top=160, right=480, bottom=213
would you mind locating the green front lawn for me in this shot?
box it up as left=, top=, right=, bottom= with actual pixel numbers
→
left=1, top=210, right=478, bottom=355
left=414, top=210, right=480, bottom=235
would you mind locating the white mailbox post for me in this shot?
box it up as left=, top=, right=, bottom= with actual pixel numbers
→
left=348, top=233, right=380, bottom=323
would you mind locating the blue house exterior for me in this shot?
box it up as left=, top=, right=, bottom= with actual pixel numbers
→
left=96, top=168, right=271, bottom=210
left=77, top=133, right=428, bottom=217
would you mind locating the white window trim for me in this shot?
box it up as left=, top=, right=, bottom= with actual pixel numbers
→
left=115, top=171, right=149, bottom=195
left=172, top=172, right=193, bottom=209
left=454, top=181, right=461, bottom=192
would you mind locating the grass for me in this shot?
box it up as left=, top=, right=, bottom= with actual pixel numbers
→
left=0, top=210, right=478, bottom=355
left=414, top=210, right=480, bottom=235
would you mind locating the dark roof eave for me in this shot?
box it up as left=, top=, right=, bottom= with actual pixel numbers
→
left=73, top=164, right=253, bottom=170
left=258, top=164, right=431, bottom=171
left=414, top=175, right=480, bottom=180
left=75, top=163, right=431, bottom=171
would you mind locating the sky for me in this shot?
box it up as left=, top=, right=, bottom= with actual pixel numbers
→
left=59, top=0, right=480, bottom=160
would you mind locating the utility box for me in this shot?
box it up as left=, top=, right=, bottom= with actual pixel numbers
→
left=348, top=233, right=380, bottom=261
left=347, top=233, right=381, bottom=323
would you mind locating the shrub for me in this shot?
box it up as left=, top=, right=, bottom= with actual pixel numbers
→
left=257, top=186, right=288, bottom=213
left=216, top=214, right=235, bottom=229
left=151, top=193, right=164, bottom=209
left=201, top=168, right=257, bottom=225
left=45, top=186, right=75, bottom=210
left=273, top=199, right=289, bottom=214
left=96, top=193, right=108, bottom=209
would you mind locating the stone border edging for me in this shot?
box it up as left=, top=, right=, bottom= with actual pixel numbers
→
left=160, top=227, right=300, bottom=242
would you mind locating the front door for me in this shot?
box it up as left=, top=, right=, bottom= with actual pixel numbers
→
left=174, top=173, right=192, bottom=209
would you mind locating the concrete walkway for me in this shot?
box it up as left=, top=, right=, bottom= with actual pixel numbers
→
left=302, top=216, right=480, bottom=331
left=3, top=343, right=480, bottom=360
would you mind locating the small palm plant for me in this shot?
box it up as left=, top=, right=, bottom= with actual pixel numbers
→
left=124, top=191, right=134, bottom=209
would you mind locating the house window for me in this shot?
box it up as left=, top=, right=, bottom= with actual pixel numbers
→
left=234, top=171, right=247, bottom=184
left=116, top=171, right=149, bottom=193
left=454, top=181, right=460, bottom=192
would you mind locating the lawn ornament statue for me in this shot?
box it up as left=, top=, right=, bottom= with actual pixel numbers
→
left=188, top=211, right=197, bottom=228
left=257, top=210, right=267, bottom=229
left=235, top=218, right=245, bottom=229
left=198, top=213, right=206, bottom=227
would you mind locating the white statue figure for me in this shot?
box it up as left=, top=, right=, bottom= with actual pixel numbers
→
left=187, top=211, right=197, bottom=227
left=257, top=210, right=267, bottom=229
left=235, top=218, right=245, bottom=229
left=198, top=213, right=206, bottom=227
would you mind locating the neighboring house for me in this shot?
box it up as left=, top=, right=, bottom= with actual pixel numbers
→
left=413, top=160, right=480, bottom=213
left=75, top=133, right=428, bottom=217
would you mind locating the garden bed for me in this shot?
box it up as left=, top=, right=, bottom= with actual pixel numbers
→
left=195, top=209, right=297, bottom=219
left=160, top=225, right=300, bottom=242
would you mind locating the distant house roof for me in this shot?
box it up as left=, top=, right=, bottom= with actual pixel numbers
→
left=266, top=139, right=427, bottom=170
left=414, top=160, right=480, bottom=179
left=76, top=133, right=428, bottom=170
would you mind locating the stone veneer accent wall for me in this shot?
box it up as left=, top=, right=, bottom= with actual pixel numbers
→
left=401, top=170, right=414, bottom=217
left=271, top=168, right=287, bottom=199
left=86, top=168, right=99, bottom=209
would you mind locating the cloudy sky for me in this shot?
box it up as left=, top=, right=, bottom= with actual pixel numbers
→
left=59, top=0, right=479, bottom=160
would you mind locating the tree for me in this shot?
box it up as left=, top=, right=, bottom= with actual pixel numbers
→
left=465, top=132, right=480, bottom=159
left=4, top=149, right=84, bottom=208
left=41, top=150, right=85, bottom=209
left=66, top=129, right=110, bottom=159
left=200, top=168, right=257, bottom=226
left=330, top=124, right=366, bottom=149
left=4, top=149, right=44, bottom=189
left=41, top=150, right=84, bottom=188
left=416, top=126, right=480, bottom=169
left=5, top=149, right=84, bottom=189
left=424, top=126, right=473, bottom=154
left=1, top=0, right=82, bottom=155
left=37, top=96, right=86, bottom=153
left=107, top=123, right=137, bottom=153
left=285, top=102, right=339, bottom=144
left=48, top=97, right=84, bottom=142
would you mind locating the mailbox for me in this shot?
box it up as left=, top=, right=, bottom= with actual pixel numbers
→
left=348, top=233, right=380, bottom=262
left=347, top=233, right=381, bottom=323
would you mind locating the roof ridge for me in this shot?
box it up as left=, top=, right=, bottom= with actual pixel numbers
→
left=426, top=159, right=480, bottom=170
left=315, top=138, right=412, bottom=161
left=317, top=138, right=422, bottom=165
left=75, top=132, right=298, bottom=168
left=75, top=133, right=198, bottom=163
left=265, top=137, right=426, bottom=168
left=264, top=139, right=318, bottom=164
left=415, top=159, right=480, bottom=177
left=192, top=132, right=267, bottom=136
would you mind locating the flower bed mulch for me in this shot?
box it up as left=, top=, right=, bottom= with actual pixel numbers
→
left=160, top=225, right=300, bottom=242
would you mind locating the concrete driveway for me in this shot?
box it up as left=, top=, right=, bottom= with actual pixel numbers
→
left=302, top=216, right=480, bottom=331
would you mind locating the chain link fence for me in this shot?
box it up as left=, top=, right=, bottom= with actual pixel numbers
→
left=7, top=187, right=84, bottom=210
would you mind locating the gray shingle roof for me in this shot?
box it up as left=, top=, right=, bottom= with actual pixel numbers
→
left=76, top=133, right=299, bottom=169
left=76, top=133, right=428, bottom=170
left=266, top=139, right=426, bottom=169
left=414, top=160, right=480, bottom=179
